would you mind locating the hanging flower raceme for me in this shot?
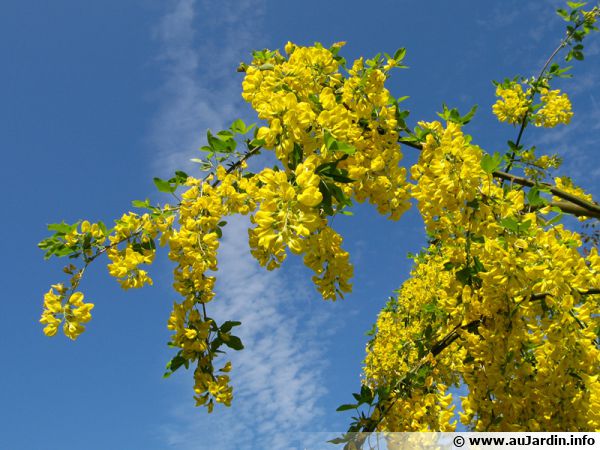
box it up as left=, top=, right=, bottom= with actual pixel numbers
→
left=40, top=285, right=94, bottom=339
left=410, top=120, right=488, bottom=238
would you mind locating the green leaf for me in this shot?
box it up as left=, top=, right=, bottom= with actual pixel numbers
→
left=97, top=221, right=108, bottom=236
left=393, top=47, right=406, bottom=61
left=471, top=234, right=485, bottom=244
left=319, top=181, right=334, bottom=216
left=473, top=256, right=486, bottom=273
left=333, top=141, right=356, bottom=154
left=437, top=104, right=478, bottom=125
left=220, top=321, right=242, bottom=333
left=223, top=335, right=244, bottom=350
left=326, top=171, right=354, bottom=184
left=527, top=187, right=547, bottom=207
left=456, top=266, right=473, bottom=285
left=326, top=181, right=352, bottom=208
left=323, top=130, right=335, bottom=150
left=327, top=436, right=350, bottom=444
left=556, top=8, right=570, bottom=20
left=443, top=261, right=455, bottom=271
left=481, top=152, right=502, bottom=174
left=460, top=104, right=478, bottom=125
left=323, top=130, right=356, bottom=155
left=500, top=217, right=519, bottom=232
left=207, top=130, right=236, bottom=153
left=464, top=354, right=475, bottom=364
left=249, top=138, right=266, bottom=148
left=546, top=212, right=563, bottom=225
left=217, top=130, right=233, bottom=139
left=360, top=384, right=373, bottom=404
left=289, top=143, right=303, bottom=169
left=336, top=404, right=358, bottom=412
left=258, top=63, right=274, bottom=71
left=132, top=199, right=151, bottom=209
left=47, top=221, right=77, bottom=234
left=164, top=354, right=188, bottom=378
left=153, top=177, right=176, bottom=194
left=174, top=171, right=189, bottom=183
left=507, top=140, right=522, bottom=152
left=230, top=119, right=252, bottom=134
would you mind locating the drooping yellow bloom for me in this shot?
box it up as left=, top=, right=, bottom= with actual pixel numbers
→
left=40, top=287, right=94, bottom=340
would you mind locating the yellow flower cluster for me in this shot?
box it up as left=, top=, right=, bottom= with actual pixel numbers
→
left=248, top=163, right=325, bottom=269
left=492, top=83, right=573, bottom=128
left=366, top=218, right=600, bottom=430
left=106, top=213, right=159, bottom=289
left=365, top=117, right=599, bottom=431
left=40, top=285, right=94, bottom=340
left=534, top=88, right=573, bottom=127
left=194, top=363, right=233, bottom=411
left=364, top=254, right=462, bottom=431
left=163, top=170, right=256, bottom=410
left=247, top=158, right=352, bottom=299
left=463, top=220, right=599, bottom=430
left=303, top=227, right=353, bottom=300
left=492, top=83, right=529, bottom=124
left=107, top=247, right=154, bottom=289
left=242, top=42, right=411, bottom=220
left=60, top=220, right=107, bottom=262
left=410, top=120, right=502, bottom=242
left=167, top=303, right=212, bottom=357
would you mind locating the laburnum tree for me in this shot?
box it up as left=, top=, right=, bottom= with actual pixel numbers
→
left=38, top=1, right=600, bottom=442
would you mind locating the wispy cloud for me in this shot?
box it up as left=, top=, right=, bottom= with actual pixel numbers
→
left=476, top=0, right=565, bottom=69
left=151, top=3, right=333, bottom=447
left=150, top=0, right=266, bottom=175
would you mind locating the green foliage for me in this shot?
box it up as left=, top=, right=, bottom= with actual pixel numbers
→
left=480, top=152, right=503, bottom=174
left=437, top=104, right=478, bottom=125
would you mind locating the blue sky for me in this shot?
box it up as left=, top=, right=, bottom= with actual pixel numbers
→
left=2, top=1, right=599, bottom=449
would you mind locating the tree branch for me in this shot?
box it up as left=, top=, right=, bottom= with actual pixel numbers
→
left=493, top=170, right=600, bottom=218
left=400, top=140, right=600, bottom=219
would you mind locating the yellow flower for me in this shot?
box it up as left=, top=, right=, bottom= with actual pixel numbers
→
left=492, top=83, right=529, bottom=124
left=534, top=88, right=573, bottom=127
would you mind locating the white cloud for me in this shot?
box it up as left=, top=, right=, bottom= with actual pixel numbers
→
left=150, top=0, right=266, bottom=175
